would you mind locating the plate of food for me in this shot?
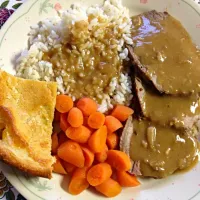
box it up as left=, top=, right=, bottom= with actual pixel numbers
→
left=0, top=0, right=200, bottom=199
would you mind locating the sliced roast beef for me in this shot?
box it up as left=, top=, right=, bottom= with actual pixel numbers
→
left=134, top=77, right=200, bottom=131
left=120, top=117, right=199, bottom=178
left=129, top=10, right=200, bottom=95
left=119, top=116, right=142, bottom=176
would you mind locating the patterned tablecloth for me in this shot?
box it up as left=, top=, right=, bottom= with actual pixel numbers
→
left=0, top=0, right=200, bottom=199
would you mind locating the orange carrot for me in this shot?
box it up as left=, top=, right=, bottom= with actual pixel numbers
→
left=60, top=113, right=70, bottom=132
left=66, top=125, right=91, bottom=143
left=83, top=117, right=94, bottom=132
left=81, top=146, right=94, bottom=167
left=57, top=140, right=85, bottom=168
left=88, top=125, right=107, bottom=153
left=95, top=145, right=108, bottom=163
left=53, top=156, right=67, bottom=175
left=67, top=107, right=83, bottom=127
left=87, top=163, right=112, bottom=186
left=104, top=116, right=123, bottom=133
left=56, top=95, right=73, bottom=113
left=88, top=112, right=105, bottom=129
left=69, top=167, right=89, bottom=195
left=62, top=161, right=76, bottom=174
left=58, top=131, right=68, bottom=145
left=54, top=110, right=61, bottom=122
left=95, top=178, right=122, bottom=197
left=106, top=132, right=119, bottom=150
left=116, top=171, right=140, bottom=187
left=51, top=132, right=59, bottom=154
left=76, top=97, right=98, bottom=116
left=107, top=150, right=131, bottom=171
left=111, top=105, right=134, bottom=122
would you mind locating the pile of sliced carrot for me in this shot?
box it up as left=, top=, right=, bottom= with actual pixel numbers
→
left=52, top=95, right=139, bottom=197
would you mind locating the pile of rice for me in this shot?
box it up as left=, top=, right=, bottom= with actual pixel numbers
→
left=16, top=0, right=133, bottom=113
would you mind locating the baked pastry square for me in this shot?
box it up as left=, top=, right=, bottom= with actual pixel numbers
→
left=0, top=71, right=57, bottom=178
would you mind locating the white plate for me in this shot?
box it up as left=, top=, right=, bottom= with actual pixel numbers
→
left=0, top=0, right=200, bottom=199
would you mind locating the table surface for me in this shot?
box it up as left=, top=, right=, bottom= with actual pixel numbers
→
left=0, top=0, right=200, bottom=199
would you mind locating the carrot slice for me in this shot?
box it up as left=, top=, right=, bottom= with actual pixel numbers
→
left=53, top=156, right=67, bottom=175
left=106, top=132, right=119, bottom=150
left=107, top=150, right=131, bottom=171
left=51, top=132, right=59, bottom=154
left=56, top=95, right=73, bottom=113
left=95, top=145, right=108, bottom=163
left=67, top=107, right=83, bottom=127
left=69, top=167, right=89, bottom=195
left=116, top=171, right=140, bottom=187
left=77, top=97, right=98, bottom=116
left=104, top=116, right=123, bottom=133
left=54, top=110, right=61, bottom=122
left=62, top=161, right=76, bottom=174
left=87, top=163, right=112, bottom=186
left=95, top=178, right=122, bottom=197
left=81, top=146, right=94, bottom=167
left=66, top=125, right=91, bottom=143
left=57, top=140, right=85, bottom=168
left=88, top=125, right=107, bottom=153
left=58, top=131, right=68, bottom=145
left=60, top=113, right=70, bottom=132
left=88, top=112, right=105, bottom=129
left=111, top=105, right=134, bottom=122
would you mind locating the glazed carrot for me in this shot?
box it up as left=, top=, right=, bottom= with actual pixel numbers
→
left=111, top=105, right=134, bottom=122
left=107, top=150, right=131, bottom=171
left=66, top=125, right=91, bottom=143
left=57, top=140, right=85, bottom=168
left=88, top=125, right=107, bottom=153
left=62, top=161, right=76, bottom=174
left=95, top=145, right=108, bottom=163
left=104, top=116, right=123, bottom=133
left=83, top=117, right=94, bottom=132
left=67, top=107, right=83, bottom=127
left=54, top=110, right=61, bottom=122
left=106, top=132, right=119, bottom=150
left=58, top=131, right=68, bottom=145
left=56, top=95, right=73, bottom=113
left=53, top=156, right=67, bottom=175
left=87, top=163, right=112, bottom=186
left=51, top=132, right=59, bottom=154
left=69, top=167, right=89, bottom=195
left=76, top=97, right=98, bottom=116
left=60, top=113, right=70, bottom=132
left=95, top=178, right=122, bottom=197
left=116, top=171, right=140, bottom=187
left=87, top=112, right=105, bottom=129
left=81, top=146, right=94, bottom=167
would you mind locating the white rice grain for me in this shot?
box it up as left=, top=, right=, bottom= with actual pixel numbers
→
left=16, top=0, right=134, bottom=113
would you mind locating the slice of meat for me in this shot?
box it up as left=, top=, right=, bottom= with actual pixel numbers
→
left=129, top=10, right=200, bottom=95
left=134, top=77, right=200, bottom=131
left=120, top=117, right=199, bottom=178
left=119, top=116, right=142, bottom=176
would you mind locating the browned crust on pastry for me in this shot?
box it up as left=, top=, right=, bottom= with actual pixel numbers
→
left=0, top=71, right=57, bottom=179
left=0, top=106, right=54, bottom=178
left=0, top=143, right=53, bottom=178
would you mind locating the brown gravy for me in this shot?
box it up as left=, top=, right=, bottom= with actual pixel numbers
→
left=130, top=119, right=199, bottom=178
left=131, top=12, right=200, bottom=95
left=135, top=78, right=200, bottom=130
left=42, top=20, right=122, bottom=103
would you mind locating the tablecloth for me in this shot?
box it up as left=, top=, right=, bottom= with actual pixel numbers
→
left=0, top=0, right=200, bottom=199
